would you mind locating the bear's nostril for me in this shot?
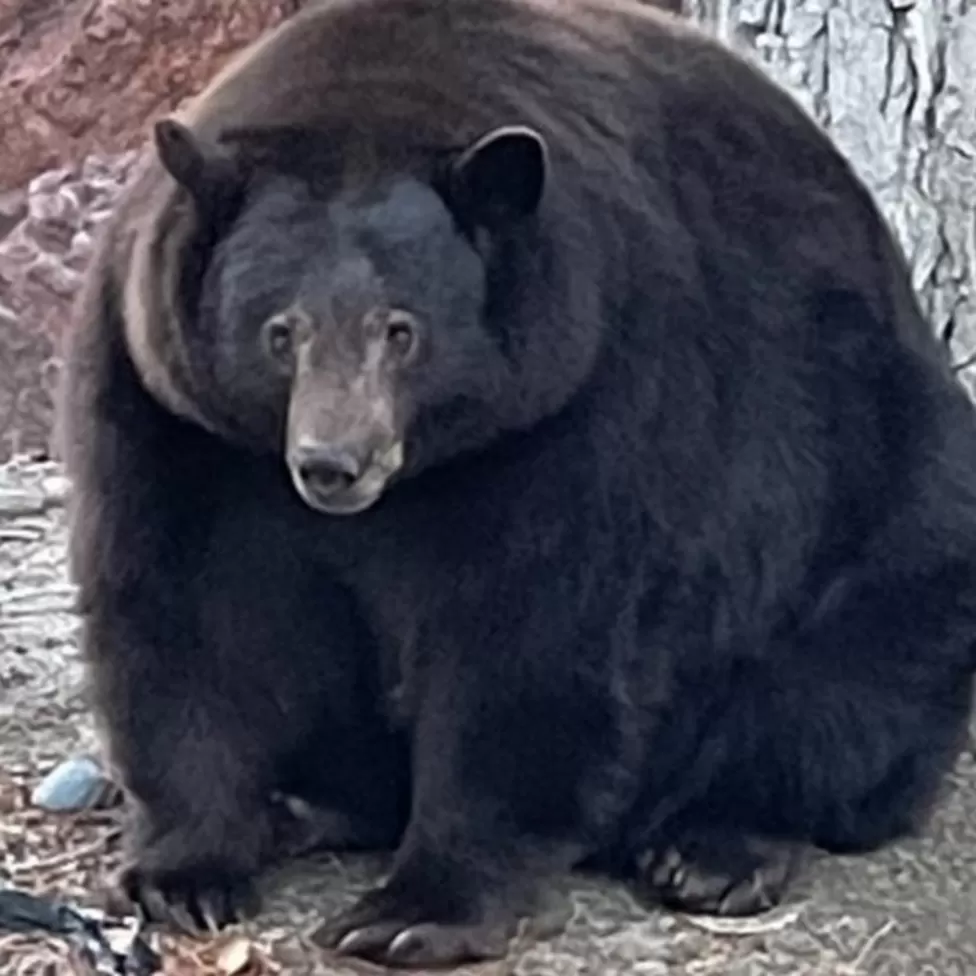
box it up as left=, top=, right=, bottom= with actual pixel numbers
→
left=294, top=445, right=362, bottom=496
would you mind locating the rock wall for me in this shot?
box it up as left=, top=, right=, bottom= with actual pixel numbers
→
left=0, top=0, right=301, bottom=194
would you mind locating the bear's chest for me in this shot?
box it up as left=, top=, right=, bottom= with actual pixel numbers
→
left=306, top=473, right=519, bottom=713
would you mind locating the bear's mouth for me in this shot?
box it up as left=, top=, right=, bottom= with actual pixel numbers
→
left=288, top=441, right=404, bottom=516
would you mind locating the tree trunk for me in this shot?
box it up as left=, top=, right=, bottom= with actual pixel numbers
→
left=685, top=0, right=976, bottom=393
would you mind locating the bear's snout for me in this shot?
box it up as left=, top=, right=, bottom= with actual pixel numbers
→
left=286, top=433, right=404, bottom=516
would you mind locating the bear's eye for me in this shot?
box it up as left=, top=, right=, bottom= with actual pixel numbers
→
left=385, top=311, right=420, bottom=362
left=262, top=315, right=295, bottom=368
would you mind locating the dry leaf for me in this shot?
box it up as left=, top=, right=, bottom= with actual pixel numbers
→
left=216, top=936, right=253, bottom=975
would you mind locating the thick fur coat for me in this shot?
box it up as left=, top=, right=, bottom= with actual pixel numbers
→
left=60, top=0, right=976, bottom=966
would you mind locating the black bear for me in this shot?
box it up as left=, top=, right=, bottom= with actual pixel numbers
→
left=60, top=0, right=976, bottom=967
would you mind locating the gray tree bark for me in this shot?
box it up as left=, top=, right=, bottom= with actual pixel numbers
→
left=685, top=0, right=976, bottom=393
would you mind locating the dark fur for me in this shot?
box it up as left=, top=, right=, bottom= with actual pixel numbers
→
left=60, top=0, right=976, bottom=966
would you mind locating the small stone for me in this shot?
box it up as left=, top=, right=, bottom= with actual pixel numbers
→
left=31, top=754, right=113, bottom=812
left=0, top=488, right=46, bottom=515
left=28, top=184, right=81, bottom=228
left=40, top=474, right=72, bottom=504
left=28, top=168, right=72, bottom=197
left=0, top=189, right=28, bottom=238
left=67, top=228, right=95, bottom=266
left=25, top=253, right=83, bottom=299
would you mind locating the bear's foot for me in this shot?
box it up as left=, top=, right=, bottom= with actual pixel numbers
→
left=120, top=856, right=259, bottom=934
left=635, top=827, right=801, bottom=917
left=116, top=810, right=274, bottom=934
left=315, top=875, right=516, bottom=968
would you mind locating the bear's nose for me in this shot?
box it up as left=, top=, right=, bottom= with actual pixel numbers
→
left=292, top=443, right=364, bottom=497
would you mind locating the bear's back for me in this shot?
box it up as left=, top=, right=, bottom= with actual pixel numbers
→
left=148, top=0, right=903, bottom=313
left=126, top=0, right=838, bottom=220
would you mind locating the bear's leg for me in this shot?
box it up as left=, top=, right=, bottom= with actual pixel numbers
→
left=91, top=512, right=394, bottom=932
left=316, top=574, right=640, bottom=967
left=81, top=571, right=280, bottom=932
left=629, top=560, right=974, bottom=917
left=63, top=312, right=280, bottom=929
left=71, top=417, right=390, bottom=931
left=111, top=490, right=403, bottom=933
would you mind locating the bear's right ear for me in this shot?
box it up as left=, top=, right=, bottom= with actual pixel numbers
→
left=153, top=119, right=242, bottom=207
left=445, top=125, right=549, bottom=231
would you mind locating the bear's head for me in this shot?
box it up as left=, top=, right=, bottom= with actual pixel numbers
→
left=154, top=119, right=580, bottom=516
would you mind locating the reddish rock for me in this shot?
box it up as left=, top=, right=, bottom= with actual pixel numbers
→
left=0, top=152, right=138, bottom=461
left=0, top=0, right=302, bottom=194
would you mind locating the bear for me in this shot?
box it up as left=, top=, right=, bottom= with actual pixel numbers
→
left=59, top=0, right=976, bottom=967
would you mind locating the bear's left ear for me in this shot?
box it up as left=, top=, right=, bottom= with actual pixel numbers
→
left=446, top=125, right=548, bottom=230
left=154, top=118, right=244, bottom=210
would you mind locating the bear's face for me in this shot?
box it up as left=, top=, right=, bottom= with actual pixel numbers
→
left=158, top=121, right=549, bottom=515
left=208, top=176, right=501, bottom=515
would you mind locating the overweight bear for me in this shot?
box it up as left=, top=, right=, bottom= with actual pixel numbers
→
left=60, top=0, right=976, bottom=967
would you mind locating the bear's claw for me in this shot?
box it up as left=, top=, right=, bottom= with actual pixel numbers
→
left=119, top=857, right=260, bottom=935
left=636, top=827, right=800, bottom=917
left=315, top=884, right=514, bottom=967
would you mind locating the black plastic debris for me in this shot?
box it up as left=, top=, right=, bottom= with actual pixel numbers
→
left=0, top=885, right=161, bottom=975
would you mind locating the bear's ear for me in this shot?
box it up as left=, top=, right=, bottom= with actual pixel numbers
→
left=153, top=118, right=242, bottom=206
left=446, top=125, right=548, bottom=230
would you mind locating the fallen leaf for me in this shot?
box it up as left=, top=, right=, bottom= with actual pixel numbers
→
left=217, top=936, right=253, bottom=975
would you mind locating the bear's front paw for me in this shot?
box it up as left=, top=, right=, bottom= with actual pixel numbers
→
left=119, top=852, right=259, bottom=934
left=636, top=826, right=801, bottom=917
left=314, top=878, right=516, bottom=968
left=116, top=815, right=271, bottom=934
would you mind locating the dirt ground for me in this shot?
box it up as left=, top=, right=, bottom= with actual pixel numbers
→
left=2, top=455, right=975, bottom=976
